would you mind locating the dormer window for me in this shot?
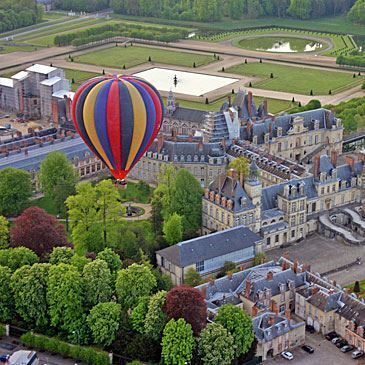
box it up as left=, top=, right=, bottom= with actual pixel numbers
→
left=277, top=127, right=282, bottom=137
left=264, top=133, right=269, bottom=143
left=314, top=120, right=319, bottom=130
left=253, top=135, right=258, bottom=145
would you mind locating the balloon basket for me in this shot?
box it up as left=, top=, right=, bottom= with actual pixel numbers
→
left=115, top=179, right=127, bottom=189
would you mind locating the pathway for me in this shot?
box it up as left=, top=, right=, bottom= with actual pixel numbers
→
left=122, top=202, right=152, bottom=221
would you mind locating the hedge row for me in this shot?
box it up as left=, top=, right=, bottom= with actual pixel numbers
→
left=20, top=332, right=110, bottom=365
left=0, top=324, right=5, bottom=337
left=337, top=52, right=365, bottom=68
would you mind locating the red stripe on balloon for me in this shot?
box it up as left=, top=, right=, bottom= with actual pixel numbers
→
left=106, top=79, right=122, bottom=171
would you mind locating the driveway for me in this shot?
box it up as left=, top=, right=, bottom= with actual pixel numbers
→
left=265, top=332, right=365, bottom=365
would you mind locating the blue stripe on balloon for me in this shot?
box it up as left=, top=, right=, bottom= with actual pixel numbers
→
left=94, top=80, right=116, bottom=169
left=75, top=79, right=104, bottom=157
left=118, top=80, right=134, bottom=170
left=128, top=80, right=156, bottom=168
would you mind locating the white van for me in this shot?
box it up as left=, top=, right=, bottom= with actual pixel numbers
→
left=8, top=351, right=39, bottom=365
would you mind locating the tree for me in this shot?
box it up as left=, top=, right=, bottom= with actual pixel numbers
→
left=156, top=164, right=177, bottom=219
left=288, top=0, right=312, bottom=19
left=354, top=280, right=361, bottom=293
left=144, top=290, right=167, bottom=340
left=198, top=323, right=235, bottom=365
left=0, top=247, right=38, bottom=272
left=66, top=182, right=103, bottom=253
left=166, top=285, right=207, bottom=335
left=116, top=263, right=157, bottom=309
left=215, top=304, right=254, bottom=358
left=229, top=157, right=250, bottom=184
left=162, top=318, right=195, bottom=365
left=47, top=264, right=84, bottom=334
left=0, top=215, right=9, bottom=248
left=163, top=213, right=183, bottom=245
left=170, top=169, right=203, bottom=237
left=0, top=168, right=32, bottom=216
left=87, top=302, right=121, bottom=347
left=82, top=259, right=112, bottom=308
left=10, top=263, right=50, bottom=329
left=0, top=265, right=13, bottom=321
left=49, top=247, right=74, bottom=265
left=10, top=207, right=68, bottom=257
left=253, top=252, right=266, bottom=266
left=184, top=268, right=202, bottom=287
left=96, top=247, right=122, bottom=273
left=348, top=0, right=365, bottom=24
left=130, top=296, right=150, bottom=334
left=70, top=254, right=91, bottom=272
left=39, top=152, right=78, bottom=214
left=95, top=179, right=124, bottom=246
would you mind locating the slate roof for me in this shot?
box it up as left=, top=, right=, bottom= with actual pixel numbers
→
left=171, top=106, right=207, bottom=124
left=208, top=174, right=256, bottom=212
left=253, top=312, right=304, bottom=343
left=307, top=290, right=342, bottom=312
left=156, top=225, right=260, bottom=268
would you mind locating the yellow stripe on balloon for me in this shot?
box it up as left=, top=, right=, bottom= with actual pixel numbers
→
left=83, top=80, right=114, bottom=171
left=124, top=80, right=146, bottom=170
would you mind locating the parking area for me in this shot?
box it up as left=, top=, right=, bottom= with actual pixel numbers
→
left=265, top=332, right=365, bottom=365
left=266, top=233, right=365, bottom=286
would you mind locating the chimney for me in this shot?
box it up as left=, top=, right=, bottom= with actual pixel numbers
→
left=157, top=134, right=164, bottom=153
left=247, top=120, right=253, bottom=139
left=239, top=172, right=244, bottom=187
left=270, top=299, right=277, bottom=312
left=263, top=99, right=268, bottom=116
left=285, top=308, right=291, bottom=320
left=244, top=279, right=251, bottom=299
left=331, top=150, right=338, bottom=167
left=200, top=286, right=207, bottom=298
left=313, top=155, right=320, bottom=178
left=52, top=98, right=59, bottom=125
left=252, top=305, right=258, bottom=317
left=281, top=260, right=287, bottom=271
left=345, top=155, right=355, bottom=171
left=293, top=260, right=298, bottom=274
left=188, top=133, right=193, bottom=142
left=228, top=95, right=232, bottom=107
left=247, top=91, right=253, bottom=117
left=268, top=315, right=275, bottom=326
left=198, top=141, right=204, bottom=152
left=227, top=272, right=233, bottom=280
left=312, top=286, right=319, bottom=295
left=267, top=271, right=274, bottom=281
left=65, top=96, right=72, bottom=121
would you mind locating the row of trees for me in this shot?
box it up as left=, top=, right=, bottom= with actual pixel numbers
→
left=348, top=0, right=365, bottom=24
left=54, top=0, right=109, bottom=12
left=337, top=51, right=365, bottom=68
left=0, top=0, right=43, bottom=33
left=109, top=0, right=356, bottom=21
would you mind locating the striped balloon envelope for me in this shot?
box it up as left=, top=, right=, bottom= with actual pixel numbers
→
left=72, top=75, right=164, bottom=182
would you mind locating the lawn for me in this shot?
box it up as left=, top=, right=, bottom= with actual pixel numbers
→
left=31, top=196, right=60, bottom=217
left=73, top=45, right=216, bottom=69
left=344, top=280, right=365, bottom=299
left=64, top=69, right=100, bottom=91
left=164, top=95, right=296, bottom=114
left=119, top=181, right=153, bottom=204
left=226, top=62, right=364, bottom=95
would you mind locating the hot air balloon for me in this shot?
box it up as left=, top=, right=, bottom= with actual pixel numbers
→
left=72, top=75, right=164, bottom=185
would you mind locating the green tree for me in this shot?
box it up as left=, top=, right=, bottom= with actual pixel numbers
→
left=144, top=290, right=167, bottom=340
left=253, top=252, right=266, bottom=266
left=10, top=263, right=50, bottom=329
left=130, top=296, right=150, bottom=334
left=49, top=247, right=74, bottom=265
left=47, top=264, right=84, bottom=334
left=161, top=318, right=195, bottom=365
left=96, top=247, right=122, bottom=273
left=170, top=169, right=203, bottom=237
left=0, top=265, right=13, bottom=321
left=87, top=302, right=121, bottom=347
left=215, top=304, right=254, bottom=358
left=39, top=152, right=78, bottom=214
left=70, top=254, right=91, bottom=272
left=116, top=263, right=157, bottom=309
left=0, top=216, right=9, bottom=248
left=184, top=268, right=202, bottom=287
left=156, top=164, right=177, bottom=218
left=0, top=168, right=32, bottom=216
left=288, top=0, right=312, bottom=19
left=348, top=0, right=365, bottom=24
left=66, top=182, right=103, bottom=253
left=163, top=213, right=183, bottom=245
left=0, top=247, right=38, bottom=272
left=95, top=179, right=124, bottom=246
left=82, top=259, right=112, bottom=308
left=229, top=157, right=250, bottom=183
left=198, top=322, right=235, bottom=365
left=354, top=280, right=361, bottom=293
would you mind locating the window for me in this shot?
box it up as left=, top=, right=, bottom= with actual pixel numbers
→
left=280, top=304, right=285, bottom=312
left=161, top=257, right=165, bottom=268
left=267, top=237, right=271, bottom=246
left=196, top=261, right=205, bottom=272
left=291, top=203, right=296, bottom=213
left=312, top=202, right=316, bottom=212
left=291, top=230, right=295, bottom=238
left=275, top=235, right=279, bottom=243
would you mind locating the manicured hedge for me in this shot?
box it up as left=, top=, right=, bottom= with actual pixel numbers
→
left=20, top=332, right=110, bottom=365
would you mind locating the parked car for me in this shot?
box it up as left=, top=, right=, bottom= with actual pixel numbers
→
left=332, top=337, right=341, bottom=344
left=336, top=339, right=348, bottom=348
left=306, top=324, right=315, bottom=333
left=325, top=331, right=338, bottom=340
left=301, top=345, right=314, bottom=354
left=281, top=351, right=294, bottom=360
left=341, top=345, right=354, bottom=353
left=352, top=350, right=364, bottom=359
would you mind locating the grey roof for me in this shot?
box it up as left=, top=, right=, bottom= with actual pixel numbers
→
left=307, top=290, right=342, bottom=312
left=253, top=312, right=304, bottom=343
left=261, top=208, right=284, bottom=221
left=319, top=155, right=334, bottom=174
left=0, top=137, right=88, bottom=171
left=156, top=225, right=260, bottom=268
left=208, top=174, right=256, bottom=213
left=260, top=221, right=288, bottom=234
left=171, top=106, right=207, bottom=124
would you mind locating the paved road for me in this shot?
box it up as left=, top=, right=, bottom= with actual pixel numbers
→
left=266, top=233, right=365, bottom=286
left=265, top=332, right=365, bottom=365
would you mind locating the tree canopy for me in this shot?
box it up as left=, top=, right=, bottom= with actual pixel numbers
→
left=163, top=213, right=183, bottom=245
left=0, top=216, right=9, bottom=249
